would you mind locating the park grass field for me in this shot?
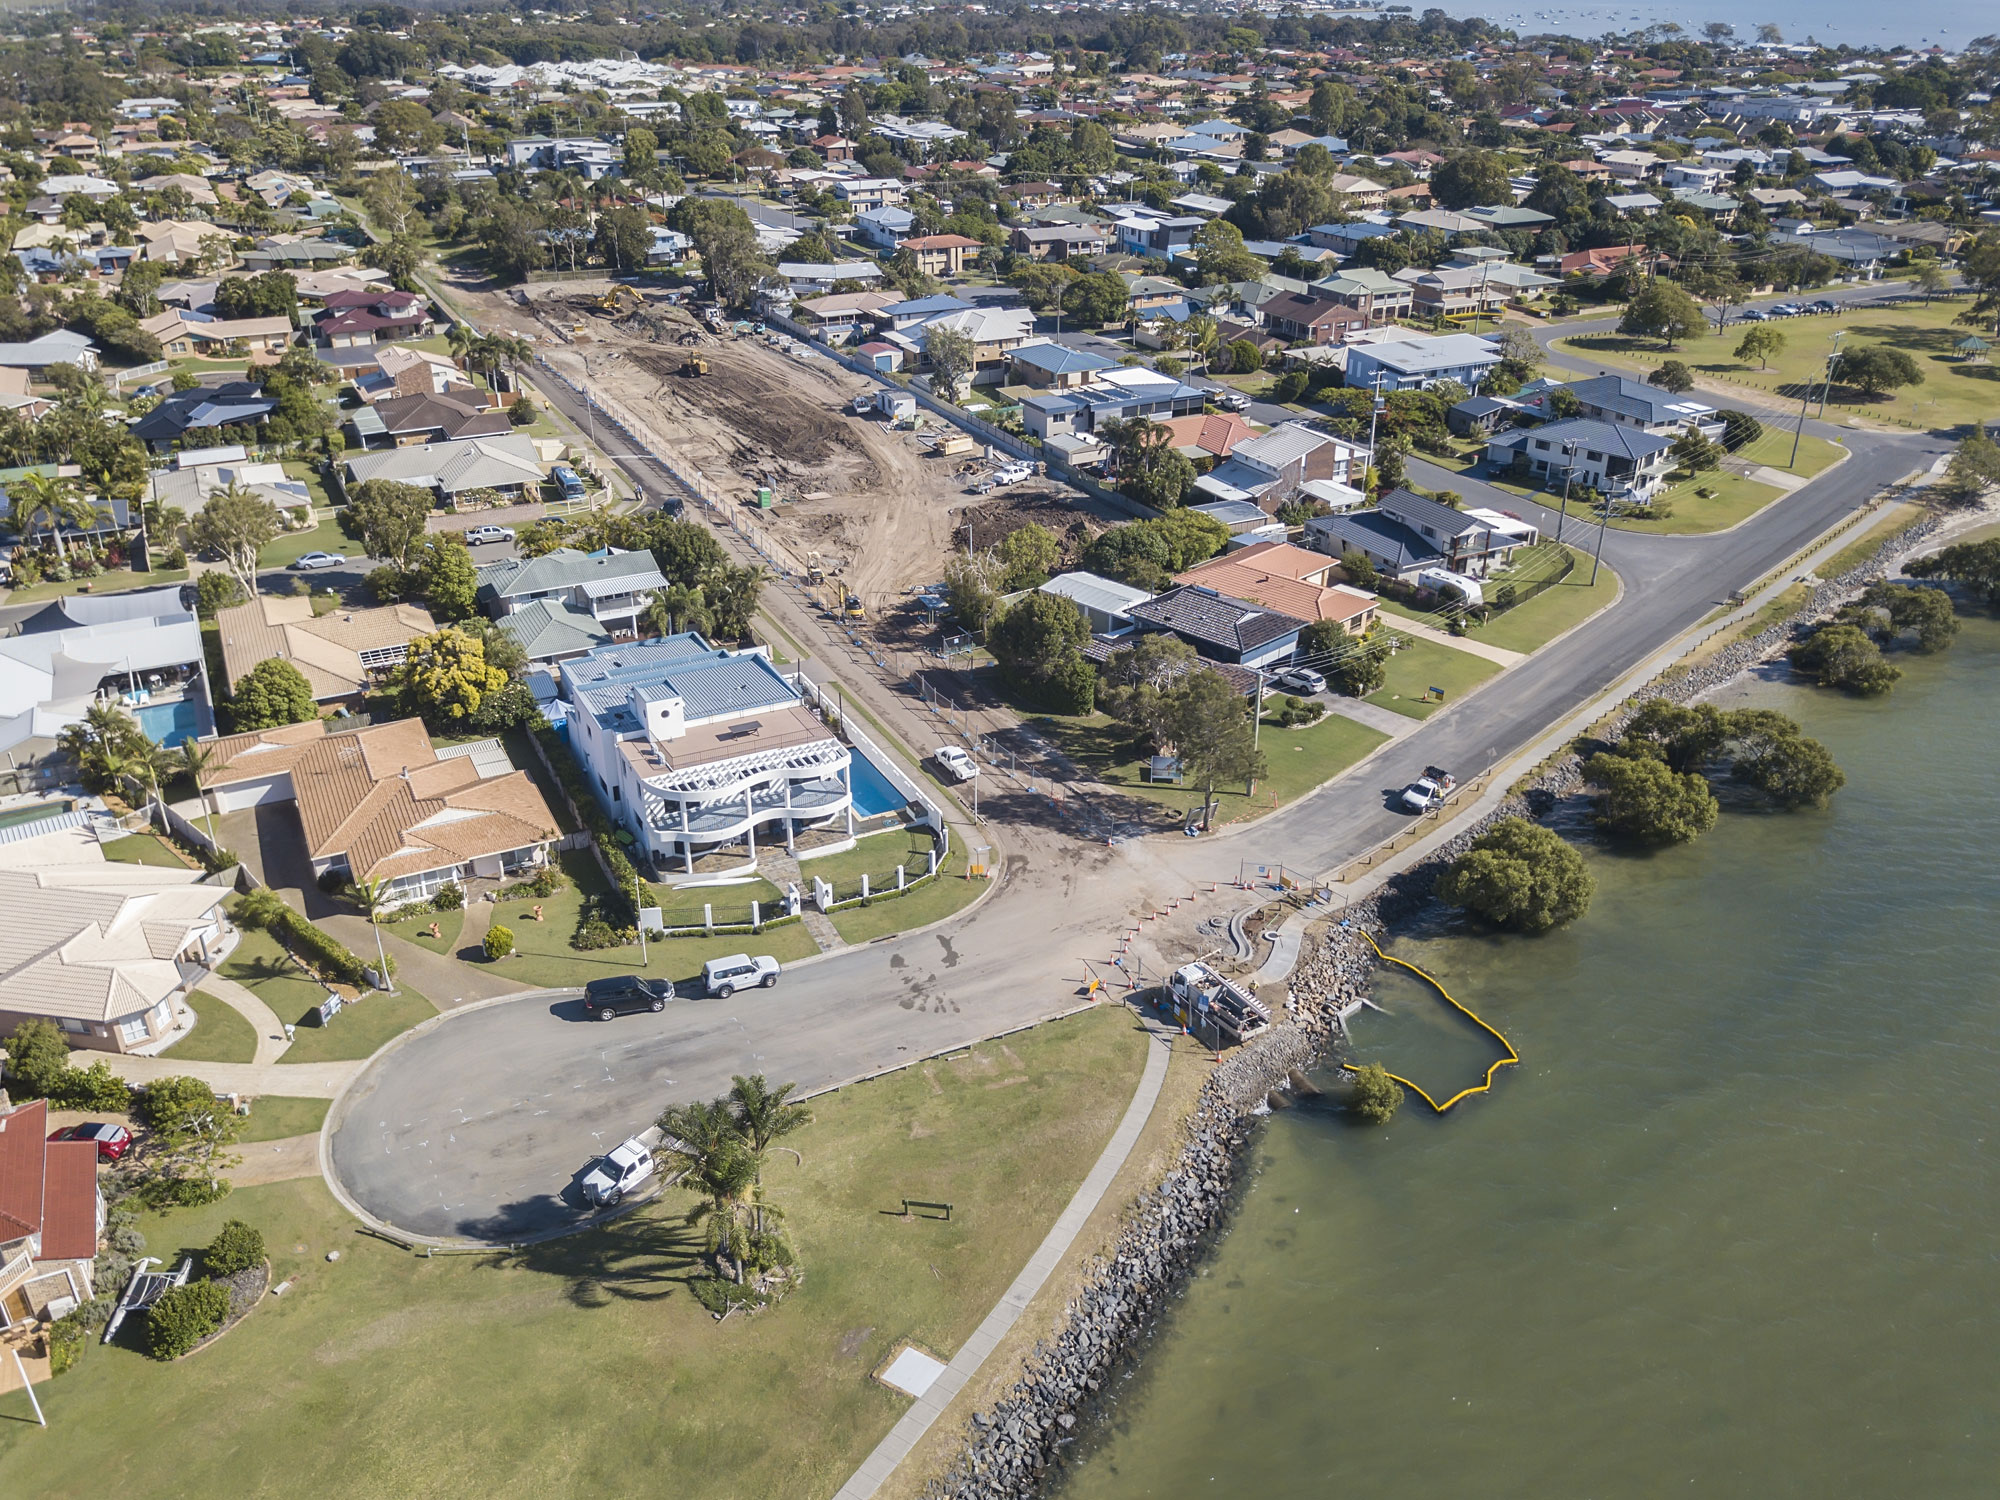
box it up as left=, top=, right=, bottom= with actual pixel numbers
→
left=0, top=1007, right=1147, bottom=1500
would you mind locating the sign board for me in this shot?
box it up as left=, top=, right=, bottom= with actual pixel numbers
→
left=638, top=906, right=665, bottom=934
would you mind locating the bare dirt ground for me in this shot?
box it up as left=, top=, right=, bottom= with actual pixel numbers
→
left=465, top=280, right=1124, bottom=605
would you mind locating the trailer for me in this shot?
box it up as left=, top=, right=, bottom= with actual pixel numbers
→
left=1166, top=962, right=1271, bottom=1044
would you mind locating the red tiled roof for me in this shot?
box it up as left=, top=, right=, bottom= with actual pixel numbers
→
left=0, top=1099, right=48, bottom=1243
left=38, top=1139, right=99, bottom=1261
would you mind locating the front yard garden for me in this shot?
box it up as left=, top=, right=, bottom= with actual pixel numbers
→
left=1365, top=636, right=1504, bottom=720
left=156, top=991, right=257, bottom=1066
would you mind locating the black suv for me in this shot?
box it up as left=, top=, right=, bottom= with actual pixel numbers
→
left=583, top=977, right=674, bottom=1020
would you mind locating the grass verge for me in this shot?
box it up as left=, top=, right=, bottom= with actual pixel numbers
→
left=3, top=567, right=189, bottom=604
left=1365, top=636, right=1504, bottom=719
left=276, top=985, right=439, bottom=1066
left=237, top=1095, right=330, bottom=1143
left=828, top=843, right=983, bottom=944
left=157, top=990, right=258, bottom=1065
left=0, top=1008, right=1148, bottom=1500
left=256, top=518, right=354, bottom=571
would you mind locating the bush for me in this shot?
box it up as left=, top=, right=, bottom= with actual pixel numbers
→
left=431, top=881, right=464, bottom=911
left=484, top=923, right=515, bottom=960
left=194, top=571, right=247, bottom=620
left=1788, top=623, right=1901, bottom=695
left=231, top=891, right=368, bottom=984
left=203, top=1219, right=265, bottom=1277
left=1434, top=817, right=1594, bottom=933
left=146, top=1280, right=230, bottom=1359
left=502, top=865, right=565, bottom=899
left=316, top=868, right=350, bottom=894
left=1227, top=339, right=1263, bottom=373
left=0, top=1017, right=71, bottom=1097
left=573, top=918, right=621, bottom=950
left=53, top=1060, right=138, bottom=1112
left=1349, top=1062, right=1401, bottom=1125
left=47, top=1312, right=87, bottom=1376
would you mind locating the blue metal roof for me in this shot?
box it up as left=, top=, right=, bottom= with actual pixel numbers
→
left=562, top=637, right=799, bottom=729
left=1010, top=343, right=1116, bottom=376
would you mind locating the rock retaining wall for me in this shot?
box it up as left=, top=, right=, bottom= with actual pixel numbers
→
left=919, top=506, right=1951, bottom=1500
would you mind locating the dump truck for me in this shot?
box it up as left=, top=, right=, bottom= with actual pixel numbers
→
left=1166, top=963, right=1271, bottom=1045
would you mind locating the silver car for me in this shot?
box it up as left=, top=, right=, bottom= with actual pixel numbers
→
left=580, top=1137, right=655, bottom=1208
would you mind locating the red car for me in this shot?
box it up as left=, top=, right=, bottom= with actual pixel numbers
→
left=48, top=1122, right=132, bottom=1161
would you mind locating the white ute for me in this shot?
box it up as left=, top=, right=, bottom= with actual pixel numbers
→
left=1399, top=766, right=1457, bottom=813
left=581, top=1137, right=655, bottom=1208
left=934, top=745, right=979, bottom=782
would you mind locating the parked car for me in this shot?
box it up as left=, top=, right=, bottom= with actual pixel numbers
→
left=289, top=551, right=347, bottom=571
left=48, top=1122, right=132, bottom=1161
left=580, top=1137, right=655, bottom=1207
left=465, top=524, right=516, bottom=545
left=1211, top=388, right=1250, bottom=412
left=1275, top=667, right=1327, bottom=695
left=583, top=975, right=674, bottom=1020
left=1810, top=300, right=1839, bottom=314
left=1771, top=303, right=1802, bottom=317
left=703, top=953, right=781, bottom=997
left=935, top=745, right=979, bottom=781
left=990, top=461, right=1034, bottom=486
left=1739, top=308, right=1770, bottom=321
left=1399, top=766, right=1457, bottom=813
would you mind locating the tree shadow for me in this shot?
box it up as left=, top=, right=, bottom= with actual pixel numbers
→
left=481, top=1195, right=708, bottom=1309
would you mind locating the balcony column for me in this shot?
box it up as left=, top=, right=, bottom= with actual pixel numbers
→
left=682, top=798, right=694, bottom=875
left=785, top=776, right=796, bottom=853
left=744, top=786, right=756, bottom=863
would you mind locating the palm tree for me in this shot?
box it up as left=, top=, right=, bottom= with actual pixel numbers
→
left=11, top=470, right=97, bottom=562
left=350, top=876, right=398, bottom=995
left=179, top=738, right=219, bottom=849
left=446, top=322, right=477, bottom=362
left=683, top=1146, right=761, bottom=1282
left=728, top=1075, right=811, bottom=1163
left=643, top=583, right=710, bottom=640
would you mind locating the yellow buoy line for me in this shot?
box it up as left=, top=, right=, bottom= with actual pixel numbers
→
left=1340, top=931, right=1520, bottom=1112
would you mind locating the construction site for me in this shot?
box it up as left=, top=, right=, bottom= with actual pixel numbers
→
left=465, top=279, right=1123, bottom=605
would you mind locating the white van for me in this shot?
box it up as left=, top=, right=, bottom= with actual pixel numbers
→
left=703, top=953, right=782, bottom=997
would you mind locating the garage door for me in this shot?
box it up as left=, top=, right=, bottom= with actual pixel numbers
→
left=213, top=774, right=293, bottom=812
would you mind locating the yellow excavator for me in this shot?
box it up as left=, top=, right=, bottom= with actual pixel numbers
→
left=596, top=285, right=646, bottom=315
left=681, top=354, right=709, bottom=377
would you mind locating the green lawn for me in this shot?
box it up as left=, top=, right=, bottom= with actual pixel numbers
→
left=798, top=828, right=939, bottom=903
left=236, top=1095, right=330, bottom=1143
left=1609, top=468, right=1785, bottom=535
left=1034, top=706, right=1388, bottom=827
left=1731, top=426, right=1846, bottom=478
left=0, top=1007, right=1148, bottom=1500
left=280, top=459, right=337, bottom=510
left=1556, top=296, right=1996, bottom=432
left=3, top=567, right=189, bottom=604
left=1475, top=546, right=1621, bottom=654
left=257, top=517, right=355, bottom=570
left=653, top=874, right=784, bottom=930
left=101, top=831, right=196, bottom=869
left=486, top=850, right=819, bottom=988
left=157, top=990, right=258, bottom=1065
left=381, top=903, right=464, bottom=954
left=828, top=843, right=986, bottom=944
left=1365, top=636, right=1504, bottom=720
left=218, top=927, right=440, bottom=1065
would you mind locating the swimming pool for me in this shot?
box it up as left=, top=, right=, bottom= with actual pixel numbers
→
left=0, top=799, right=74, bottom=832
left=848, top=752, right=909, bottom=819
left=134, top=698, right=207, bottom=748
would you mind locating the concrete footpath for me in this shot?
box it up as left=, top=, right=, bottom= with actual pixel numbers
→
left=830, top=1017, right=1176, bottom=1500
left=96, top=1051, right=364, bottom=1100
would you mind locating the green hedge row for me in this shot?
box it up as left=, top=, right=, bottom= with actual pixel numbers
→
left=237, top=888, right=371, bottom=985
left=531, top=723, right=653, bottom=918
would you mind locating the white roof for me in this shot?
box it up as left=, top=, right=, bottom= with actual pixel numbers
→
left=1351, top=334, right=1503, bottom=374
left=1039, top=571, right=1152, bottom=619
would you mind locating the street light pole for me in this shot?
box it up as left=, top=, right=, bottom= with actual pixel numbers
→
left=1815, top=329, right=1846, bottom=418
left=1590, top=486, right=1612, bottom=586
left=1554, top=440, right=1578, bottom=546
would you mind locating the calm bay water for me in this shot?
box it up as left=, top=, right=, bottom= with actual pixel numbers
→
left=1059, top=618, right=2000, bottom=1498
left=1318, top=0, right=1985, bottom=47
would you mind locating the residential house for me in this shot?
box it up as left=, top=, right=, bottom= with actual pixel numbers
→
left=149, top=454, right=308, bottom=518
left=0, top=866, right=227, bottom=1057
left=1155, top=411, right=1259, bottom=464
left=1109, top=210, right=1205, bottom=261
left=0, top=330, right=97, bottom=377
left=775, top=260, right=885, bottom=295
left=1342, top=333, right=1503, bottom=393
left=1304, top=220, right=1401, bottom=258
left=1307, top=489, right=1539, bottom=580
left=1395, top=260, right=1557, bottom=316
left=878, top=293, right=974, bottom=332
left=853, top=205, right=916, bottom=250
left=1034, top=572, right=1154, bottom=633
left=352, top=345, right=479, bottom=404
left=559, top=636, right=856, bottom=874
left=1309, top=268, right=1415, bottom=327
left=1007, top=343, right=1117, bottom=390
left=240, top=237, right=358, bottom=273
left=348, top=391, right=512, bottom=448
left=794, top=289, right=902, bottom=337
left=1123, top=586, right=1308, bottom=671
left=0, top=1099, right=103, bottom=1333
left=900, top=234, right=983, bottom=277
left=312, top=289, right=433, bottom=348
left=196, top=718, right=562, bottom=907
left=139, top=311, right=294, bottom=360
left=128, top=380, right=275, bottom=451
left=832, top=177, right=907, bottom=210
left=215, top=595, right=437, bottom=705
left=1259, top=292, right=1370, bottom=347
left=476, top=546, right=670, bottom=640
left=1484, top=416, right=1675, bottom=502
left=1523, top=375, right=1724, bottom=439
left=1175, top=541, right=1379, bottom=635
left=908, top=306, right=1037, bottom=380
left=488, top=598, right=613, bottom=667
left=1192, top=421, right=1370, bottom=515
left=1009, top=224, right=1112, bottom=262
left=1019, top=367, right=1208, bottom=440
left=344, top=434, right=548, bottom=506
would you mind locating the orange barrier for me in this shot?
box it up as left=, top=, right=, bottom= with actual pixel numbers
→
left=1341, top=932, right=1519, bottom=1113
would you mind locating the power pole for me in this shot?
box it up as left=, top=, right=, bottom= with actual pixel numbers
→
left=1554, top=440, right=1578, bottom=546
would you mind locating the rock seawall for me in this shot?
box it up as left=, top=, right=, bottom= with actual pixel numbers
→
left=920, top=505, right=1951, bottom=1500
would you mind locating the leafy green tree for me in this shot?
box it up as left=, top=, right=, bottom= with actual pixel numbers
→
left=134, top=1074, right=242, bottom=1207
left=593, top=205, right=653, bottom=273
left=344, top=478, right=433, bottom=568
left=1836, top=344, right=1923, bottom=398
left=989, top=591, right=1094, bottom=712
left=1619, top=699, right=1729, bottom=773
left=1671, top=429, right=1723, bottom=473
left=728, top=1074, right=811, bottom=1165
left=1907, top=537, right=2000, bottom=604
left=1, top=1017, right=71, bottom=1099
left=147, top=1281, right=230, bottom=1360
left=189, top=484, right=280, bottom=598
left=1337, top=548, right=1378, bottom=589
left=1061, top=271, right=1129, bottom=329
left=996, top=522, right=1061, bottom=591
left=1935, top=428, right=2000, bottom=504
left=1098, top=633, right=1198, bottom=751
left=419, top=536, right=479, bottom=621
left=1583, top=751, right=1720, bottom=844
left=1788, top=623, right=1901, bottom=694
left=1953, top=231, right=2000, bottom=339
left=1845, top=582, right=1958, bottom=653
left=230, top=658, right=318, bottom=730
left=1718, top=409, right=1764, bottom=451
left=1649, top=359, right=1695, bottom=393
left=384, top=627, right=509, bottom=723
left=1349, top=1061, right=1401, bottom=1125
left=1170, top=666, right=1266, bottom=829
left=1191, top=219, right=1265, bottom=284
left=1730, top=729, right=1846, bottom=809
left=622, top=125, right=658, bottom=178
left=1227, top=339, right=1263, bottom=373
left=1430, top=150, right=1513, bottom=210
left=194, top=571, right=247, bottom=619
left=1619, top=278, right=1706, bottom=350
left=1733, top=324, right=1785, bottom=370
left=213, top=270, right=299, bottom=324
left=924, top=325, right=976, bottom=398
left=668, top=198, right=769, bottom=308
left=1327, top=624, right=1393, bottom=697
left=1007, top=261, right=1079, bottom=313
left=1435, top=817, right=1594, bottom=932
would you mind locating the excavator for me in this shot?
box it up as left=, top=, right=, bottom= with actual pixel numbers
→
left=681, top=354, right=709, bottom=377
left=595, top=285, right=646, bottom=315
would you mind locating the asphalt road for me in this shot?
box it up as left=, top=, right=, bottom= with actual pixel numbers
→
left=345, top=317, right=1948, bottom=1244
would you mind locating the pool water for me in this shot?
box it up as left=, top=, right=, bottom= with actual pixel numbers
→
left=0, top=798, right=74, bottom=832
left=134, top=698, right=206, bottom=748
left=848, top=752, right=908, bottom=818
